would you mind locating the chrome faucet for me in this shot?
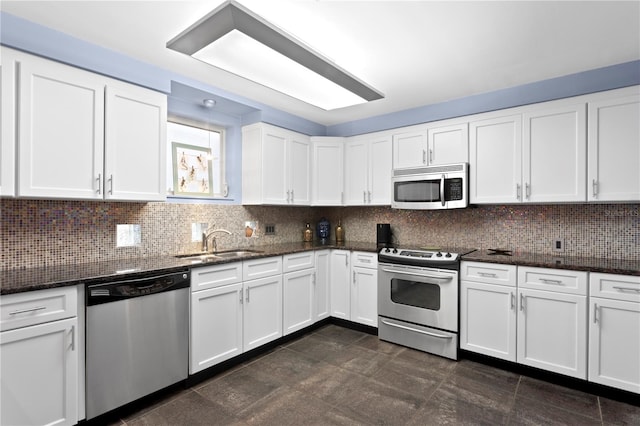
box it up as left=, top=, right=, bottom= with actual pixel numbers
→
left=202, top=226, right=233, bottom=253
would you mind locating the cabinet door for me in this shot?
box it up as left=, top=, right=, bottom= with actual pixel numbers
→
left=469, top=114, right=522, bottom=203
left=18, top=53, right=105, bottom=199
left=589, top=297, right=640, bottom=393
left=243, top=275, right=282, bottom=350
left=1, top=47, right=17, bottom=197
left=190, top=283, right=242, bottom=373
left=104, top=83, right=166, bottom=201
left=460, top=281, right=516, bottom=361
left=314, top=250, right=331, bottom=321
left=523, top=104, right=587, bottom=202
left=588, top=93, right=640, bottom=202
left=330, top=250, right=351, bottom=319
left=517, top=288, right=587, bottom=379
left=1, top=318, right=78, bottom=426
left=368, top=135, right=392, bottom=205
left=311, top=137, right=344, bottom=205
left=392, top=130, right=427, bottom=169
left=283, top=269, right=315, bottom=335
left=344, top=138, right=368, bottom=205
left=427, top=122, right=468, bottom=165
left=262, top=129, right=288, bottom=204
left=351, top=266, right=377, bottom=327
left=287, top=135, right=311, bottom=205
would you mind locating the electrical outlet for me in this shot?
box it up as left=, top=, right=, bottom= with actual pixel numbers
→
left=553, top=239, right=565, bottom=252
left=265, top=224, right=276, bottom=235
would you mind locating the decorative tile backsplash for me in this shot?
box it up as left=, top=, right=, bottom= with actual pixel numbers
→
left=1, top=199, right=638, bottom=269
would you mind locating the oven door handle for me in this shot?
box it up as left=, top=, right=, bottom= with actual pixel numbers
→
left=381, top=319, right=453, bottom=339
left=381, top=268, right=454, bottom=281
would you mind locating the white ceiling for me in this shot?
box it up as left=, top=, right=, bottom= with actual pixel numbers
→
left=2, top=1, right=639, bottom=126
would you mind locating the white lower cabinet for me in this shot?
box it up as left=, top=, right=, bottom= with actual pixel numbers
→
left=461, top=262, right=589, bottom=380
left=460, top=262, right=517, bottom=361
left=588, top=273, right=640, bottom=393
left=190, top=282, right=243, bottom=373
left=350, top=252, right=378, bottom=327
left=1, top=287, right=78, bottom=426
left=517, top=287, right=587, bottom=379
left=283, top=269, right=315, bottom=335
left=190, top=258, right=282, bottom=374
left=283, top=252, right=316, bottom=336
left=330, top=250, right=351, bottom=320
left=243, top=274, right=283, bottom=350
left=314, top=250, right=331, bottom=321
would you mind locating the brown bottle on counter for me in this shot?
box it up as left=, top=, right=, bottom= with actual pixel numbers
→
left=303, top=223, right=313, bottom=242
left=335, top=220, right=345, bottom=243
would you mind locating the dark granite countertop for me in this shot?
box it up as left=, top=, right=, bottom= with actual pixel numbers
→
left=0, top=241, right=379, bottom=295
left=462, top=250, right=640, bottom=277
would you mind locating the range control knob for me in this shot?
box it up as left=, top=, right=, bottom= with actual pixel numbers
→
left=384, top=248, right=391, bottom=253
left=436, top=252, right=443, bottom=257
left=445, top=252, right=452, bottom=258
left=392, top=248, right=398, bottom=254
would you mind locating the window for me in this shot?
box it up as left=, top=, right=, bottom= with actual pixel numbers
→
left=167, top=120, right=227, bottom=198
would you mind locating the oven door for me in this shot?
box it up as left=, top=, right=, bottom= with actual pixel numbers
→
left=378, top=262, right=458, bottom=332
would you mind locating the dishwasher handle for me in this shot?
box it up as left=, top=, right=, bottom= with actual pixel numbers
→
left=87, top=270, right=190, bottom=306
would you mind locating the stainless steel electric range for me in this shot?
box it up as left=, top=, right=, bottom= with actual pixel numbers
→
left=378, top=247, right=474, bottom=360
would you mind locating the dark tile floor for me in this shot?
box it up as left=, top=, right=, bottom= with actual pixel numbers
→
left=109, top=324, right=639, bottom=425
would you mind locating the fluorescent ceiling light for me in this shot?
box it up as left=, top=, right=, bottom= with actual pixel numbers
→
left=167, top=0, right=384, bottom=110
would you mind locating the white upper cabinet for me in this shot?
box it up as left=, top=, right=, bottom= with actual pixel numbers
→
left=1, top=47, right=17, bottom=197
left=523, top=103, right=586, bottom=202
left=393, top=120, right=468, bottom=170
left=470, top=114, right=523, bottom=204
left=104, top=82, right=166, bottom=201
left=311, top=137, right=344, bottom=205
left=242, top=123, right=311, bottom=205
left=9, top=48, right=167, bottom=201
left=587, top=87, right=640, bottom=202
left=344, top=131, right=392, bottom=205
left=17, top=51, right=105, bottom=200
left=427, top=122, right=469, bottom=165
left=470, top=100, right=586, bottom=204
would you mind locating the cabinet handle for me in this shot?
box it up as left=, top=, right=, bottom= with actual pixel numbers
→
left=109, top=174, right=114, bottom=195
left=97, top=174, right=102, bottom=195
left=246, top=287, right=250, bottom=303
left=593, top=303, right=599, bottom=323
left=341, top=191, right=344, bottom=204
left=312, top=272, right=316, bottom=285
left=367, top=191, right=372, bottom=203
left=353, top=271, right=356, bottom=285
left=70, top=325, right=76, bottom=351
left=519, top=293, right=524, bottom=311
left=429, top=149, right=433, bottom=164
left=612, top=286, right=640, bottom=293
left=240, top=288, right=243, bottom=304
left=8, top=306, right=46, bottom=316
left=291, top=189, right=294, bottom=202
left=360, top=258, right=371, bottom=263
left=592, top=179, right=598, bottom=198
left=345, top=255, right=348, bottom=267
left=510, top=292, right=515, bottom=310
left=286, top=190, right=291, bottom=203
left=525, top=183, right=530, bottom=200
left=422, top=149, right=427, bottom=164
left=363, top=191, right=367, bottom=203
left=516, top=183, right=521, bottom=201
left=539, top=278, right=563, bottom=285
left=478, top=272, right=497, bottom=278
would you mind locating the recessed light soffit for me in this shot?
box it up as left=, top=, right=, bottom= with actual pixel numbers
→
left=166, top=0, right=384, bottom=110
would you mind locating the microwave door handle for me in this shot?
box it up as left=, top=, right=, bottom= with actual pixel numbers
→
left=440, top=174, right=446, bottom=207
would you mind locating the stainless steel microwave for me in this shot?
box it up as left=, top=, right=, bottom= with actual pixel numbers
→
left=391, top=163, right=469, bottom=210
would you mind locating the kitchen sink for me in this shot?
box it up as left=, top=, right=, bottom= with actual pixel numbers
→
left=176, top=249, right=264, bottom=263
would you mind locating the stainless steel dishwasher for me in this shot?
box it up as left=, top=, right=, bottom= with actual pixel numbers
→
left=85, top=269, right=190, bottom=419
